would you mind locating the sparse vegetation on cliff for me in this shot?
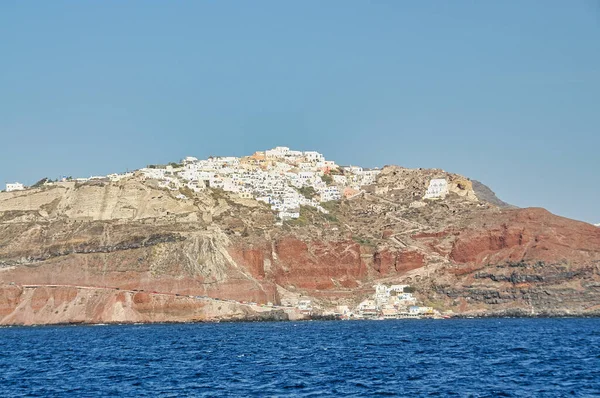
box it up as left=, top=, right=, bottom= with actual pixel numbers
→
left=297, top=186, right=317, bottom=199
left=321, top=174, right=333, bottom=185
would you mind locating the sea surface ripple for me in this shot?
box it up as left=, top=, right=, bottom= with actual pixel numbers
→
left=1, top=318, right=600, bottom=397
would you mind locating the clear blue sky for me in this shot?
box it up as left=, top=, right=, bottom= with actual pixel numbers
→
left=1, top=1, right=598, bottom=223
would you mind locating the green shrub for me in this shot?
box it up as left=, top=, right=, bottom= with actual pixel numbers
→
left=320, top=201, right=340, bottom=213
left=31, top=178, right=49, bottom=188
left=297, top=186, right=317, bottom=199
left=352, top=235, right=375, bottom=247
left=321, top=174, right=333, bottom=185
left=287, top=214, right=308, bottom=226
left=323, top=213, right=338, bottom=222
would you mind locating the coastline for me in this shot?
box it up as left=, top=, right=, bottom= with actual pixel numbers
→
left=3, top=312, right=600, bottom=328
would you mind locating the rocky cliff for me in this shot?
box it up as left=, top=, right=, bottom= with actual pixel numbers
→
left=1, top=167, right=599, bottom=325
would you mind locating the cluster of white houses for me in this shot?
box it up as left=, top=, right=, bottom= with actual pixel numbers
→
left=350, top=284, right=436, bottom=319
left=4, top=146, right=453, bottom=219
left=137, top=147, right=382, bottom=219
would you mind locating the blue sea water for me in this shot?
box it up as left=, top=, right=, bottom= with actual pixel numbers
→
left=1, top=319, right=599, bottom=397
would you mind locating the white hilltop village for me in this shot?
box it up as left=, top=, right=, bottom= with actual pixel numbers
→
left=2, top=146, right=459, bottom=319
left=4, top=146, right=450, bottom=221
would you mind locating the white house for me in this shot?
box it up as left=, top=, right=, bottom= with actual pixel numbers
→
left=6, top=182, right=25, bottom=192
left=343, top=166, right=363, bottom=174
left=107, top=172, right=133, bottom=182
left=424, top=178, right=449, bottom=199
left=304, top=151, right=325, bottom=163
left=298, top=171, right=315, bottom=181
left=374, top=284, right=389, bottom=305
left=265, top=147, right=290, bottom=159
left=297, top=300, right=313, bottom=314
left=319, top=186, right=341, bottom=202
left=360, top=169, right=381, bottom=185
left=332, top=175, right=348, bottom=185
left=278, top=209, right=300, bottom=219
left=389, top=285, right=409, bottom=295
left=357, top=299, right=379, bottom=318
left=408, top=306, right=421, bottom=314
left=285, top=150, right=303, bottom=159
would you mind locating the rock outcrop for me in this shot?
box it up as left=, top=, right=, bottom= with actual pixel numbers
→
left=1, top=169, right=599, bottom=325
left=471, top=180, right=515, bottom=209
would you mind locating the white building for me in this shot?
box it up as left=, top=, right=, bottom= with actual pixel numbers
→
left=323, top=160, right=337, bottom=169
left=389, top=285, right=409, bottom=295
left=357, top=299, right=379, bottom=318
left=6, top=182, right=25, bottom=192
left=107, top=172, right=133, bottom=182
left=91, top=146, right=386, bottom=221
left=297, top=300, right=313, bottom=314
left=343, top=166, right=363, bottom=174
left=408, top=306, right=421, bottom=315
left=332, top=175, right=348, bottom=185
left=424, top=178, right=448, bottom=199
left=140, top=168, right=167, bottom=180
left=360, top=168, right=381, bottom=185
left=374, top=284, right=389, bottom=305
left=279, top=209, right=300, bottom=219
left=304, top=151, right=325, bottom=163
left=265, top=147, right=290, bottom=159
left=319, top=186, right=341, bottom=202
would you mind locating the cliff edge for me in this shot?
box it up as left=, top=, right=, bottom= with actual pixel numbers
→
left=1, top=167, right=599, bottom=325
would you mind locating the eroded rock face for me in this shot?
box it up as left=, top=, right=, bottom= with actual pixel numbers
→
left=0, top=285, right=289, bottom=326
left=449, top=208, right=600, bottom=266
left=372, top=250, right=425, bottom=275
left=1, top=171, right=599, bottom=324
left=270, top=238, right=366, bottom=290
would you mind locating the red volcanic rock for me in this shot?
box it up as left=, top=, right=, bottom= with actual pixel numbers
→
left=338, top=278, right=359, bottom=288
left=0, top=285, right=283, bottom=326
left=450, top=208, right=600, bottom=266
left=229, top=246, right=267, bottom=279
left=372, top=250, right=426, bottom=275
left=0, top=286, right=23, bottom=317
left=450, top=225, right=528, bottom=264
left=133, top=292, right=151, bottom=304
left=30, top=288, right=51, bottom=311
left=273, top=238, right=366, bottom=290
left=396, top=250, right=426, bottom=273
left=373, top=251, right=395, bottom=274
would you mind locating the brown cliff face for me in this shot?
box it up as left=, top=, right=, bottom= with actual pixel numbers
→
left=271, top=238, right=366, bottom=290
left=1, top=169, right=599, bottom=325
left=449, top=208, right=600, bottom=266
left=373, top=250, right=425, bottom=275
